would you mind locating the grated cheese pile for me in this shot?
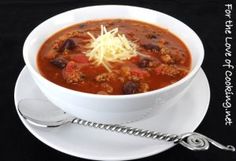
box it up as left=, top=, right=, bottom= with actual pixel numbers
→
left=86, top=25, right=138, bottom=72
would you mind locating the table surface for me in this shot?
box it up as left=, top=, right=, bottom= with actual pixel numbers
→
left=1, top=0, right=235, bottom=161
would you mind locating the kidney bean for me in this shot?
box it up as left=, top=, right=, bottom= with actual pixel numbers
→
left=50, top=58, right=67, bottom=69
left=58, top=39, right=76, bottom=52
left=138, top=58, right=150, bottom=68
left=123, top=81, right=139, bottom=94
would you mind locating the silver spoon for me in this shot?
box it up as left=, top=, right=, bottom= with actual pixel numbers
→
left=17, top=99, right=235, bottom=152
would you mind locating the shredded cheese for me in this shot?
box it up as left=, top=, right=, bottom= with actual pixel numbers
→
left=85, top=25, right=138, bottom=72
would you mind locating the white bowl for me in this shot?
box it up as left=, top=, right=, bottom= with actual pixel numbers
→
left=23, top=5, right=204, bottom=124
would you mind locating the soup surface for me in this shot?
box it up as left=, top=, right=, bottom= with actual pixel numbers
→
left=37, top=19, right=191, bottom=95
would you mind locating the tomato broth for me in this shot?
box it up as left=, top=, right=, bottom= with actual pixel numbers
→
left=37, top=19, right=191, bottom=95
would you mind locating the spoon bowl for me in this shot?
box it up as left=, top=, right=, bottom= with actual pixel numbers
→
left=18, top=99, right=74, bottom=127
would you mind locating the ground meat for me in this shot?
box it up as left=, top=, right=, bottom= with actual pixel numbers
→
left=121, top=66, right=131, bottom=77
left=171, top=50, right=186, bottom=64
left=128, top=75, right=140, bottom=81
left=145, top=34, right=158, bottom=39
left=160, top=54, right=174, bottom=64
left=130, top=68, right=150, bottom=79
left=101, top=83, right=113, bottom=93
left=62, top=61, right=85, bottom=83
left=160, top=47, right=170, bottom=55
left=95, top=72, right=117, bottom=82
left=52, top=40, right=61, bottom=50
left=157, top=39, right=169, bottom=48
left=159, top=47, right=175, bottom=64
left=141, top=43, right=160, bottom=52
left=65, top=30, right=90, bottom=39
left=120, top=65, right=150, bottom=81
left=139, top=82, right=150, bottom=92
left=155, top=64, right=188, bottom=77
left=97, top=91, right=108, bottom=95
left=44, top=50, right=59, bottom=59
left=118, top=77, right=125, bottom=83
left=123, top=81, right=139, bottom=94
left=148, top=59, right=160, bottom=67
left=178, top=68, right=189, bottom=77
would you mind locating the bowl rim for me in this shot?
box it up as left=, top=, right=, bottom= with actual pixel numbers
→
left=23, top=4, right=204, bottom=99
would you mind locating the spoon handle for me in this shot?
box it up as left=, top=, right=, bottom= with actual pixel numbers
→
left=72, top=118, right=235, bottom=152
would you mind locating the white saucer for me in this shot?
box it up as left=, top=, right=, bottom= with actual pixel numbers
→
left=14, top=67, right=210, bottom=161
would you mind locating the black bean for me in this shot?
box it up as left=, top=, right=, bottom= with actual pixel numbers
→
left=138, top=58, right=150, bottom=68
left=123, top=81, right=139, bottom=94
left=58, top=39, right=76, bottom=52
left=141, top=44, right=160, bottom=52
left=50, top=58, right=67, bottom=69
